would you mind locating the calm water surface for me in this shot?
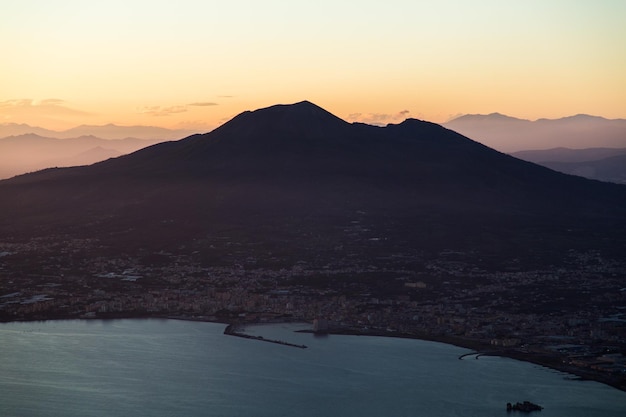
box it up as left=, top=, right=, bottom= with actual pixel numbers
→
left=1, top=319, right=624, bottom=417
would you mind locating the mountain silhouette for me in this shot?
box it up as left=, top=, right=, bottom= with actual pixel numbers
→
left=540, top=154, right=626, bottom=185
left=0, top=133, right=164, bottom=179
left=0, top=122, right=195, bottom=140
left=445, top=113, right=626, bottom=152
left=1, top=101, right=625, bottom=264
left=511, top=147, right=626, bottom=164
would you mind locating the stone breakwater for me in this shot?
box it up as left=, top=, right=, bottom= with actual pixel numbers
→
left=224, top=324, right=308, bottom=349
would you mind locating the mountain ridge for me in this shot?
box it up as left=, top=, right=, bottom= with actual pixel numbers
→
left=1, top=101, right=625, bottom=263
left=0, top=133, right=166, bottom=179
left=448, top=112, right=625, bottom=124
left=0, top=122, right=197, bottom=141
left=444, top=113, right=626, bottom=152
left=511, top=147, right=626, bottom=163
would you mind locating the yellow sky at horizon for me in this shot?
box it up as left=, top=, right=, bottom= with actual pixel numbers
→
left=1, top=0, right=625, bottom=131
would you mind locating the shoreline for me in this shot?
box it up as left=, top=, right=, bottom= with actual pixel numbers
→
left=300, top=327, right=626, bottom=393
left=2, top=314, right=624, bottom=392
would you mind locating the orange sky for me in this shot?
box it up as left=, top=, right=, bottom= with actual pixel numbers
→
left=1, top=1, right=625, bottom=131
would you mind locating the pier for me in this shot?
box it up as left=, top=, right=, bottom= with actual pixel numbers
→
left=224, top=324, right=308, bottom=349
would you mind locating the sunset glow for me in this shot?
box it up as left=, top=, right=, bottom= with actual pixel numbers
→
left=2, top=0, right=625, bottom=131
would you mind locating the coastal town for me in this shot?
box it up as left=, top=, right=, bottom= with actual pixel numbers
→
left=1, top=235, right=625, bottom=391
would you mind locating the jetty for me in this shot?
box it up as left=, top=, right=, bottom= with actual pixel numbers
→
left=224, top=324, right=308, bottom=349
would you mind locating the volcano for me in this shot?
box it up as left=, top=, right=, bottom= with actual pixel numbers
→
left=1, top=101, right=625, bottom=264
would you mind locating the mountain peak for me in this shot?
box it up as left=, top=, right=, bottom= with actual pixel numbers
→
left=209, top=101, right=350, bottom=143
left=290, top=99, right=318, bottom=108
left=448, top=113, right=528, bottom=123
left=243, top=100, right=348, bottom=126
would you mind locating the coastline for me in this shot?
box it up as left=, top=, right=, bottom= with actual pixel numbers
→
left=2, top=314, right=624, bottom=392
left=299, top=326, right=626, bottom=393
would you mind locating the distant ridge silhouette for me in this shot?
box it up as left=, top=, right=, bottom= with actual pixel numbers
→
left=511, top=148, right=626, bottom=184
left=0, top=122, right=195, bottom=140
left=445, top=113, right=626, bottom=152
left=0, top=133, right=163, bottom=179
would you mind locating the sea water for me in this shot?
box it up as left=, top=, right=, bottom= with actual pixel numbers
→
left=0, top=319, right=624, bottom=417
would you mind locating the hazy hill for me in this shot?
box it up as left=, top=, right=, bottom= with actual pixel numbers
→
left=1, top=101, right=625, bottom=266
left=61, top=124, right=197, bottom=140
left=540, top=154, right=626, bottom=184
left=0, top=123, right=61, bottom=138
left=0, top=134, right=163, bottom=179
left=40, top=146, right=123, bottom=170
left=444, top=113, right=626, bottom=152
left=511, top=147, right=626, bottom=163
left=0, top=122, right=196, bottom=140
left=511, top=147, right=626, bottom=184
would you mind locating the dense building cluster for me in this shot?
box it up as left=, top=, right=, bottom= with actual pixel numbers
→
left=1, top=237, right=625, bottom=390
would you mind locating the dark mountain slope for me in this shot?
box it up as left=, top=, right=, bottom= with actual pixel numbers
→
left=1, top=101, right=625, bottom=264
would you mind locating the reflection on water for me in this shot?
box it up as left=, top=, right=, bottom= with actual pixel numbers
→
left=0, top=319, right=624, bottom=417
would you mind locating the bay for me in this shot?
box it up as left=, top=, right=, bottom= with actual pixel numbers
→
left=0, top=319, right=624, bottom=416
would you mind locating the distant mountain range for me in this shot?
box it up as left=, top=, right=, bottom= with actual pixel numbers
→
left=0, top=123, right=200, bottom=179
left=511, top=147, right=626, bottom=184
left=0, top=122, right=197, bottom=140
left=0, top=134, right=166, bottom=179
left=1, top=101, right=624, bottom=266
left=444, top=113, right=626, bottom=152
left=3, top=113, right=625, bottom=183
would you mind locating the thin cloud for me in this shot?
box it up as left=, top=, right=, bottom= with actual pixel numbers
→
left=0, top=98, right=91, bottom=116
left=175, top=119, right=216, bottom=131
left=138, top=105, right=188, bottom=117
left=188, top=102, right=218, bottom=107
left=139, top=101, right=220, bottom=116
left=347, top=110, right=412, bottom=126
left=0, top=99, right=33, bottom=108
left=445, top=113, right=464, bottom=122
left=39, top=98, right=65, bottom=106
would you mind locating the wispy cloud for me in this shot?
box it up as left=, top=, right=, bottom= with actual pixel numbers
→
left=174, top=119, right=216, bottom=131
left=347, top=110, right=412, bottom=126
left=188, top=102, right=218, bottom=107
left=0, top=98, right=91, bottom=116
left=0, top=98, right=95, bottom=129
left=137, top=105, right=189, bottom=117
left=444, top=113, right=464, bottom=122
left=0, top=99, right=33, bottom=108
left=39, top=98, right=66, bottom=106
left=138, top=101, right=219, bottom=117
